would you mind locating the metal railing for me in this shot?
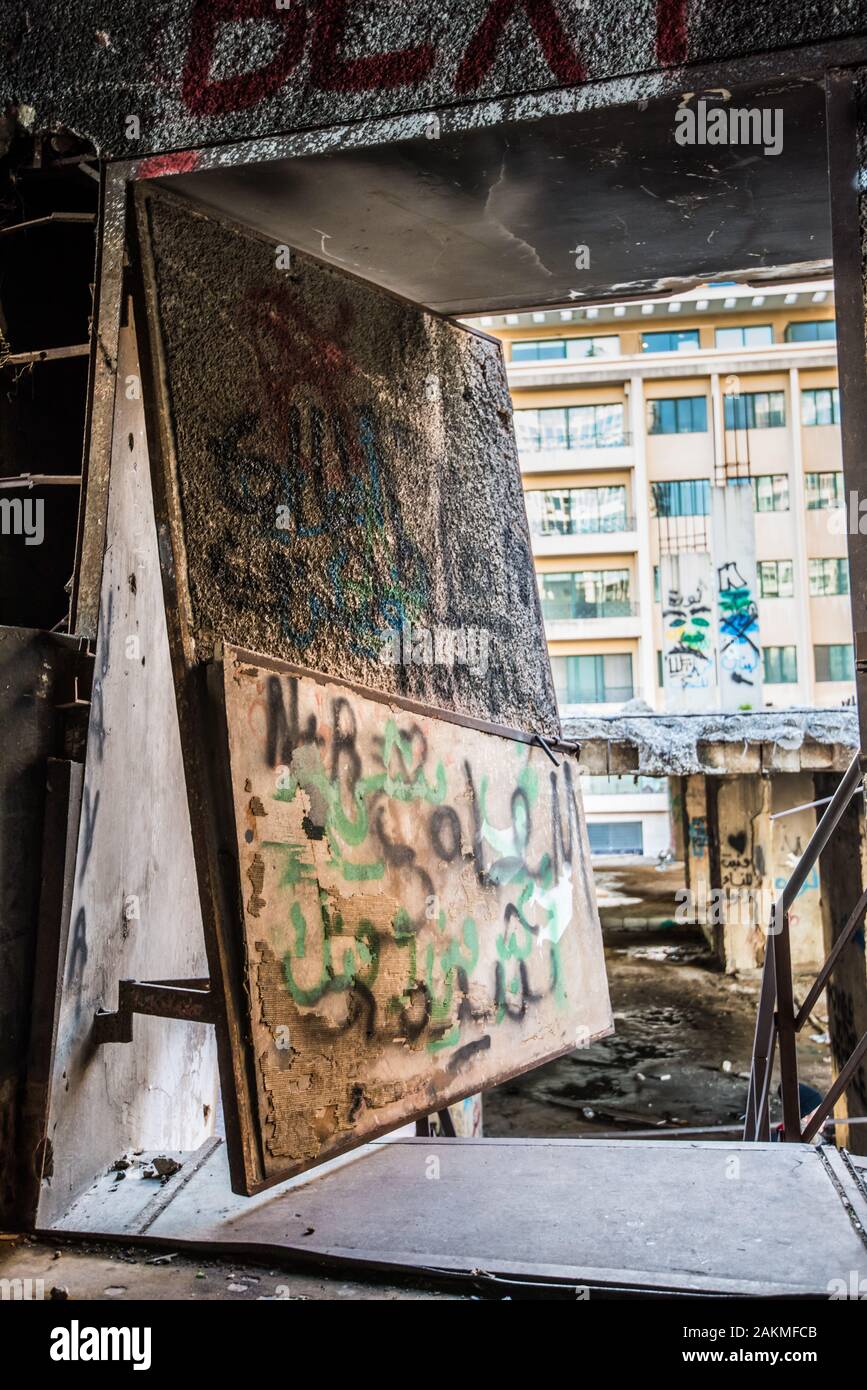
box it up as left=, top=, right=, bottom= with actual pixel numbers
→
left=744, top=753, right=867, bottom=1142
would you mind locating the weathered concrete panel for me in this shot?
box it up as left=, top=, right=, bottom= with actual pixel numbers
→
left=38, top=320, right=217, bottom=1228
left=217, top=649, right=610, bottom=1189
left=3, top=3, right=867, bottom=157
left=135, top=186, right=556, bottom=734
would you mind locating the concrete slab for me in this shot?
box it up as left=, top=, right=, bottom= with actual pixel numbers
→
left=43, top=1136, right=867, bottom=1297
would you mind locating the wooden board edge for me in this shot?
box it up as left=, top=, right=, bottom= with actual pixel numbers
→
left=222, top=643, right=578, bottom=753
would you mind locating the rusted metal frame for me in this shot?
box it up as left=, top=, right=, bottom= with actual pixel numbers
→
left=0, top=212, right=96, bottom=235
left=795, top=884, right=867, bottom=1031
left=744, top=945, right=777, bottom=1141
left=773, top=911, right=801, bottom=1142
left=745, top=754, right=861, bottom=1140
left=2, top=344, right=91, bottom=366
left=802, top=1031, right=867, bottom=1143
left=92, top=979, right=215, bottom=1045
left=0, top=474, right=81, bottom=489
left=70, top=164, right=125, bottom=639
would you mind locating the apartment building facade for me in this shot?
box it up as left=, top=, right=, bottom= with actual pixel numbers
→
left=473, top=281, right=851, bottom=859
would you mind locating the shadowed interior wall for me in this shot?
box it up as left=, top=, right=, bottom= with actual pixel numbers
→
left=135, top=187, right=557, bottom=734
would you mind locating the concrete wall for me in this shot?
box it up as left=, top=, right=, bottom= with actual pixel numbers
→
left=3, top=3, right=867, bottom=158
left=136, top=187, right=557, bottom=733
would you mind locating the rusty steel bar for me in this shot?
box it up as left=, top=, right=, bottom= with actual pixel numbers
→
left=93, top=978, right=215, bottom=1044
left=773, top=911, right=802, bottom=1142
left=744, top=944, right=777, bottom=1141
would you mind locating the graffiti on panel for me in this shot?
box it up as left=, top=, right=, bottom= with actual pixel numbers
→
left=222, top=653, right=611, bottom=1179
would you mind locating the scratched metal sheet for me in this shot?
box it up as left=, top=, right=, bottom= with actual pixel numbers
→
left=219, top=647, right=612, bottom=1187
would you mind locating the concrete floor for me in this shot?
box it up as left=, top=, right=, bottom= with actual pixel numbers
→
left=3, top=929, right=839, bottom=1300
left=0, top=1235, right=464, bottom=1301
left=485, top=929, right=833, bottom=1138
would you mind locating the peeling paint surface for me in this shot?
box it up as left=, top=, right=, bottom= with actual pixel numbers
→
left=221, top=652, right=611, bottom=1181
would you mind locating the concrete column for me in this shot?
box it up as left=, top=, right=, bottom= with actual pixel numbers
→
left=682, top=774, right=713, bottom=952
left=788, top=366, right=812, bottom=703
left=712, top=774, right=773, bottom=973
left=628, top=373, right=657, bottom=708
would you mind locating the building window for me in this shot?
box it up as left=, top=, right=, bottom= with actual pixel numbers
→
left=587, top=821, right=644, bottom=855
left=801, top=387, right=841, bottom=426
left=809, top=558, right=850, bottom=596
left=815, top=644, right=855, bottom=682
left=758, top=560, right=794, bottom=598
left=514, top=403, right=625, bottom=451
left=653, top=564, right=660, bottom=602
left=752, top=474, right=790, bottom=512
left=539, top=569, right=632, bottom=620
left=714, top=324, right=774, bottom=349
left=651, top=478, right=711, bottom=517
left=656, top=649, right=663, bottom=685
left=724, top=391, right=786, bottom=429
left=550, top=652, right=634, bottom=704
left=641, top=329, right=700, bottom=354
left=524, top=485, right=628, bottom=536
left=785, top=319, right=836, bottom=343
left=648, top=396, right=708, bottom=434
left=511, top=335, right=619, bottom=362
left=583, top=775, right=667, bottom=796
left=805, top=471, right=845, bottom=509
left=763, top=646, right=798, bottom=684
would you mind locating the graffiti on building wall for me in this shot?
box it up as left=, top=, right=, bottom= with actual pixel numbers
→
left=711, top=484, right=763, bottom=710
left=663, top=577, right=713, bottom=689
left=660, top=551, right=717, bottom=712
left=220, top=651, right=611, bottom=1180
left=688, top=815, right=708, bottom=859
left=717, top=561, right=760, bottom=689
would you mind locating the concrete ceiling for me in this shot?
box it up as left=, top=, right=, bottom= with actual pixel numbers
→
left=160, top=77, right=831, bottom=317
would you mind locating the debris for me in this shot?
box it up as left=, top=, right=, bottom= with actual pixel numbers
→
left=721, top=1060, right=733, bottom=1073
left=152, top=1155, right=182, bottom=1178
left=809, top=1032, right=831, bottom=1045
left=49, top=1286, right=69, bottom=1300
left=144, top=1252, right=177, bottom=1266
left=227, top=1282, right=248, bottom=1293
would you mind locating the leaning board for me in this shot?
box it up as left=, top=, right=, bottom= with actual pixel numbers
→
left=217, top=647, right=611, bottom=1187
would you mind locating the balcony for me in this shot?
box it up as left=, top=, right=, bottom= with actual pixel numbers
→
left=518, top=436, right=633, bottom=475
left=530, top=517, right=638, bottom=557
left=544, top=601, right=641, bottom=641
